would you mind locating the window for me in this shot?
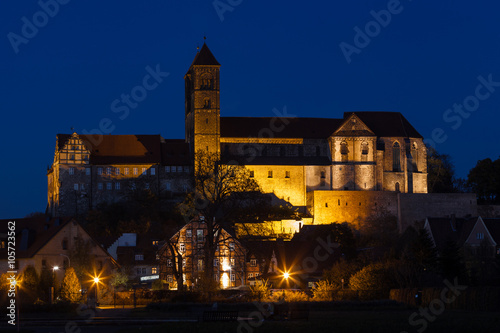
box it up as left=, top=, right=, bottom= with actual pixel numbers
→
left=152, top=267, right=157, bottom=274
left=124, top=168, right=129, bottom=175
left=250, top=259, right=257, bottom=267
left=249, top=170, right=254, bottom=178
left=74, top=184, right=79, bottom=190
left=142, top=268, right=147, bottom=274
left=198, top=259, right=204, bottom=271
left=285, top=171, right=290, bottom=178
left=98, top=183, right=103, bottom=190
left=156, top=254, right=160, bottom=260
left=231, top=274, right=235, bottom=282
left=0, top=240, right=5, bottom=249
left=204, top=98, right=211, bottom=108
left=152, top=240, right=159, bottom=246
left=268, top=170, right=273, bottom=178
left=248, top=273, right=253, bottom=279
left=136, top=268, right=142, bottom=275
left=182, top=184, right=188, bottom=192
left=230, top=258, right=235, bottom=267
left=115, top=167, right=120, bottom=175
left=186, top=230, right=192, bottom=238
left=361, top=142, right=368, bottom=161
left=151, top=168, right=155, bottom=175
left=142, top=167, right=147, bottom=175
left=135, top=254, right=144, bottom=261
left=182, top=259, right=186, bottom=268
left=180, top=243, right=185, bottom=253
left=165, top=182, right=171, bottom=191
left=393, top=142, right=401, bottom=171
left=341, top=142, right=348, bottom=162
left=255, top=273, right=259, bottom=277
left=62, top=239, right=68, bottom=250
left=167, top=275, right=173, bottom=283
left=97, top=167, right=103, bottom=175
left=172, top=166, right=177, bottom=173
left=214, top=258, right=219, bottom=267
left=197, top=229, right=204, bottom=242
left=395, top=182, right=400, bottom=192
left=106, top=182, right=112, bottom=190
left=133, top=168, right=138, bottom=175
left=115, top=182, right=120, bottom=190
left=184, top=166, right=189, bottom=173
left=106, top=167, right=112, bottom=175
left=69, top=167, right=75, bottom=175
left=86, top=168, right=91, bottom=176
left=70, top=154, right=75, bottom=160
left=229, top=242, right=235, bottom=252
left=321, top=171, right=326, bottom=178
left=167, top=259, right=173, bottom=267
left=165, top=166, right=170, bottom=173
left=477, top=233, right=484, bottom=240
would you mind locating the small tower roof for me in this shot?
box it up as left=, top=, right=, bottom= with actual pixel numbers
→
left=191, top=43, right=220, bottom=66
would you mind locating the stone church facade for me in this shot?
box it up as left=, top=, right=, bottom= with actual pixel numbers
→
left=48, top=43, right=477, bottom=230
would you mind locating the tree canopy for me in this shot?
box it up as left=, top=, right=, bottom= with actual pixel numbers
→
left=467, top=157, right=500, bottom=204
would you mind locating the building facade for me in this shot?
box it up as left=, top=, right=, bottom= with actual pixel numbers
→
left=48, top=43, right=432, bottom=227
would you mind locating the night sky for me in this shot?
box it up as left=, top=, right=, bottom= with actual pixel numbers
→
left=1, top=0, right=500, bottom=218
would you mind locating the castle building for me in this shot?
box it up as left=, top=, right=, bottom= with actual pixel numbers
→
left=48, top=43, right=479, bottom=231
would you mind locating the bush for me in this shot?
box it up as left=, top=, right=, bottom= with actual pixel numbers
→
left=312, top=280, right=336, bottom=301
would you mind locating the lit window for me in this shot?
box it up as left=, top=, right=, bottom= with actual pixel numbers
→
left=98, top=167, right=103, bottom=175
left=98, top=183, right=103, bottom=190
left=186, top=230, right=192, bottom=238
left=152, top=267, right=157, bottom=274
left=152, top=240, right=159, bottom=246
left=135, top=254, right=144, bottom=261
left=197, top=229, right=204, bottom=242
left=124, top=168, right=129, bottom=175
left=86, top=168, right=91, bottom=176
left=106, top=182, right=112, bottom=190
left=115, top=182, right=120, bottom=190
left=151, top=168, right=155, bottom=175
left=142, top=168, right=147, bottom=175
left=229, top=242, right=235, bottom=252
left=165, top=166, right=171, bottom=173
left=69, top=167, right=75, bottom=175
left=133, top=168, right=138, bottom=175
left=230, top=258, right=235, bottom=267
left=231, top=274, right=235, bottom=282
left=250, top=259, right=257, bottom=267
left=74, top=184, right=79, bottom=190
left=249, top=273, right=253, bottom=279
left=0, top=241, right=5, bottom=249
left=106, top=167, right=112, bottom=175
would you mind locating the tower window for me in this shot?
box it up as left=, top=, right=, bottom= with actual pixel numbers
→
left=393, top=142, right=401, bottom=171
left=204, top=99, right=211, bottom=108
left=268, top=170, right=273, bottom=178
left=341, top=142, right=348, bottom=162
left=395, top=182, right=400, bottom=192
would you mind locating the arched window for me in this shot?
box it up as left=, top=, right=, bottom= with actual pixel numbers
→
left=361, top=142, right=368, bottom=161
left=341, top=142, right=348, bottom=162
left=411, top=142, right=418, bottom=171
left=395, top=182, right=400, bottom=192
left=200, top=74, right=213, bottom=89
left=393, top=142, right=401, bottom=171
left=203, top=98, right=211, bottom=108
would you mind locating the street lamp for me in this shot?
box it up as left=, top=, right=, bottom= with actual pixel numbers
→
left=52, top=266, right=59, bottom=303
left=93, top=276, right=100, bottom=307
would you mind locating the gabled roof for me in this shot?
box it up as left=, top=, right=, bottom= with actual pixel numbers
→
left=220, top=117, right=343, bottom=139
left=425, top=217, right=477, bottom=252
left=56, top=134, right=191, bottom=165
left=345, top=112, right=423, bottom=138
left=191, top=43, right=220, bottom=66
left=332, top=113, right=376, bottom=137
left=0, top=216, right=73, bottom=259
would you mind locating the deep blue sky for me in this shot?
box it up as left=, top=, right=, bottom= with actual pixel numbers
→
left=1, top=0, right=500, bottom=218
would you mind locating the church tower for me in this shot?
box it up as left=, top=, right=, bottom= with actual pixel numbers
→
left=185, top=43, right=221, bottom=156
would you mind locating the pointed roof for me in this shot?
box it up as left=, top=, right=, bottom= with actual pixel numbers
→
left=191, top=43, right=220, bottom=66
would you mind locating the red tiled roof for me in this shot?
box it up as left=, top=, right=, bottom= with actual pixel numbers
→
left=220, top=117, right=343, bottom=139
left=346, top=112, right=423, bottom=138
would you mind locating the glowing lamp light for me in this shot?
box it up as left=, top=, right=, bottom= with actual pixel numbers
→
left=93, top=277, right=100, bottom=284
left=283, top=272, right=290, bottom=280
left=221, top=273, right=229, bottom=289
left=53, top=266, right=59, bottom=271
